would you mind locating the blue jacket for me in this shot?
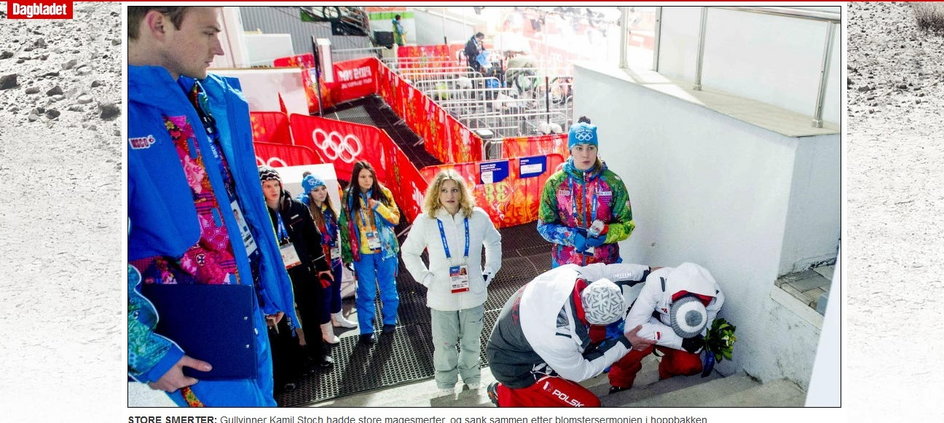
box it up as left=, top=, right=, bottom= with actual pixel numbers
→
left=127, top=65, right=296, bottom=406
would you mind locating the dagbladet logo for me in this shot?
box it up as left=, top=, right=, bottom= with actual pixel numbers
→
left=7, top=0, right=73, bottom=19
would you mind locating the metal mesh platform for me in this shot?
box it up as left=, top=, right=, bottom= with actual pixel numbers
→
left=277, top=222, right=553, bottom=406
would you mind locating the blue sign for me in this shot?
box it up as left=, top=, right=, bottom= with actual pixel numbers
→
left=479, top=160, right=509, bottom=184
left=519, top=156, right=547, bottom=179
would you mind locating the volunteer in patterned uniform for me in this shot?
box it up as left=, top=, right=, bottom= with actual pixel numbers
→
left=128, top=6, right=297, bottom=406
left=607, top=262, right=725, bottom=393
left=537, top=117, right=635, bottom=268
left=298, top=173, right=358, bottom=345
left=485, top=263, right=657, bottom=407
left=402, top=170, right=502, bottom=397
left=340, top=160, right=402, bottom=344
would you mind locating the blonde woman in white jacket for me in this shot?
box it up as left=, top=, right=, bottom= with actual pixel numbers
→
left=402, top=170, right=502, bottom=397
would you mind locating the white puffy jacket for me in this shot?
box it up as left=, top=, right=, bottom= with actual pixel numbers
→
left=401, top=207, right=502, bottom=311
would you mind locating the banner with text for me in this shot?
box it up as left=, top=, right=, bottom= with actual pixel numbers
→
left=419, top=154, right=564, bottom=228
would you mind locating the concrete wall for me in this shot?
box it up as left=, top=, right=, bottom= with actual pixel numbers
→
left=574, top=64, right=834, bottom=388
left=414, top=9, right=475, bottom=46
left=779, top=134, right=841, bottom=274
left=658, top=7, right=840, bottom=126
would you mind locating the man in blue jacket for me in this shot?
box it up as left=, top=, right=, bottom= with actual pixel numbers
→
left=127, top=6, right=298, bottom=406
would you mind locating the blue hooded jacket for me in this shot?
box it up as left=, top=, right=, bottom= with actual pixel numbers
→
left=127, top=65, right=297, bottom=406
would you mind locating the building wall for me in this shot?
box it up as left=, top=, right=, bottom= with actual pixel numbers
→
left=780, top=133, right=841, bottom=274
left=413, top=9, right=475, bottom=46
left=238, top=6, right=371, bottom=57
left=574, top=64, right=835, bottom=388
left=657, top=7, right=841, bottom=126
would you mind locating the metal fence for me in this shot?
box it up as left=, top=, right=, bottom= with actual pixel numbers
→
left=389, top=54, right=575, bottom=159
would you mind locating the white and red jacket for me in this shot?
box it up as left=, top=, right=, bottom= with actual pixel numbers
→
left=486, top=263, right=649, bottom=388
left=626, top=264, right=725, bottom=351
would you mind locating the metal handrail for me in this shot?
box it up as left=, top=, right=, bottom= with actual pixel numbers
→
left=716, top=6, right=840, bottom=23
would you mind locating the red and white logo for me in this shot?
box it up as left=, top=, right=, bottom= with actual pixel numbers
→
left=311, top=129, right=362, bottom=163
left=7, top=0, right=73, bottom=19
left=129, top=135, right=156, bottom=150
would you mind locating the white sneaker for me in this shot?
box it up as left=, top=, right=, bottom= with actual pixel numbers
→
left=332, top=312, right=358, bottom=328
left=438, top=387, right=454, bottom=397
left=321, top=322, right=340, bottom=344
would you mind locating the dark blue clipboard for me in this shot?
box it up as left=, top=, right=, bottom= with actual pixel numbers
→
left=140, top=283, right=257, bottom=380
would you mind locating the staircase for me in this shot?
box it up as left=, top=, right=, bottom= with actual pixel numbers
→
left=310, top=355, right=807, bottom=407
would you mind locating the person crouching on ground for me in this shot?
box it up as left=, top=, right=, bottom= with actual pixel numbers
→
left=485, top=262, right=657, bottom=407
left=607, top=262, right=725, bottom=393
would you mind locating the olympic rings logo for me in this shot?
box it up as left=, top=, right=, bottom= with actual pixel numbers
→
left=255, top=156, right=288, bottom=168
left=573, top=128, right=594, bottom=141
left=311, top=129, right=362, bottom=163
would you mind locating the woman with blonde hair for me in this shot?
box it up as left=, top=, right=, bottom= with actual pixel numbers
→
left=402, top=169, right=502, bottom=397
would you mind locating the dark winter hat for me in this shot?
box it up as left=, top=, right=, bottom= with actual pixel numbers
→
left=580, top=278, right=625, bottom=325
left=258, top=165, right=281, bottom=183
left=568, top=122, right=598, bottom=150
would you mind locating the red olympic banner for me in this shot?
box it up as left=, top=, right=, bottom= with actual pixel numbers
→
left=328, top=57, right=378, bottom=105
left=289, top=114, right=382, bottom=182
left=287, top=113, right=426, bottom=222
left=250, top=112, right=292, bottom=144
left=254, top=142, right=321, bottom=168
left=273, top=53, right=316, bottom=69
left=396, top=45, right=452, bottom=70
left=375, top=60, right=483, bottom=165
left=419, top=154, right=565, bottom=228
left=502, top=133, right=568, bottom=159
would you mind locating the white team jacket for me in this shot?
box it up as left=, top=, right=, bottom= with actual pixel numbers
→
left=401, top=207, right=502, bottom=311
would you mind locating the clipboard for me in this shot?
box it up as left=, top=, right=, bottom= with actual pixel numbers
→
left=140, top=283, right=258, bottom=380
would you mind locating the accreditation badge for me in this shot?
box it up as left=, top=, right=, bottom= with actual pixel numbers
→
left=365, top=231, right=382, bottom=250
left=450, top=265, right=470, bottom=293
left=330, top=246, right=341, bottom=260
left=279, top=243, right=302, bottom=269
left=231, top=200, right=258, bottom=256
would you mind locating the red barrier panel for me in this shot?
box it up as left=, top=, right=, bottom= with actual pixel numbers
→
left=330, top=57, right=378, bottom=104
left=250, top=112, right=292, bottom=145
left=288, top=114, right=384, bottom=183
left=254, top=142, right=321, bottom=168
left=502, top=133, right=568, bottom=158
left=419, top=154, right=565, bottom=228
left=375, top=60, right=483, bottom=165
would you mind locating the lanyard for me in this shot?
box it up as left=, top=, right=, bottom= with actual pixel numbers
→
left=568, top=175, right=598, bottom=229
left=357, top=190, right=375, bottom=230
left=275, top=211, right=290, bottom=244
left=437, top=217, right=469, bottom=260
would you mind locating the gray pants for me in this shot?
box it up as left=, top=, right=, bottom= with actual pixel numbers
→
left=430, top=306, right=485, bottom=389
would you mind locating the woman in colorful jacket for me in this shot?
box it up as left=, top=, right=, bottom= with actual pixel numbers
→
left=339, top=160, right=402, bottom=344
left=402, top=170, right=502, bottom=397
left=298, top=172, right=358, bottom=346
left=537, top=117, right=635, bottom=267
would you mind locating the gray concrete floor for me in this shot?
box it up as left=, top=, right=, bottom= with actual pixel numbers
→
left=775, top=264, right=834, bottom=315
